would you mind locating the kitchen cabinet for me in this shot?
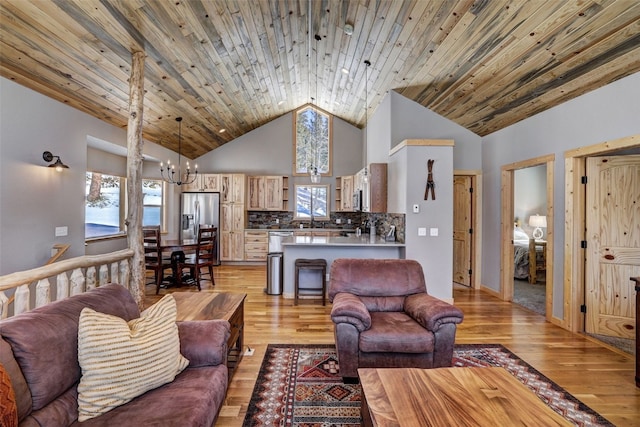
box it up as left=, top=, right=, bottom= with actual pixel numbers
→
left=247, top=176, right=287, bottom=211
left=336, top=175, right=354, bottom=211
left=220, top=174, right=246, bottom=261
left=355, top=163, right=387, bottom=213
left=244, top=230, right=268, bottom=261
left=221, top=203, right=245, bottom=261
left=181, top=173, right=221, bottom=192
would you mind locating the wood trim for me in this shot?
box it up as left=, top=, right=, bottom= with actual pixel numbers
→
left=564, top=134, right=640, bottom=158
left=389, top=139, right=455, bottom=156
left=500, top=155, right=555, bottom=322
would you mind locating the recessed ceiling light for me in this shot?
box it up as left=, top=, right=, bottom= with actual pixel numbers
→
left=341, top=68, right=349, bottom=75
left=344, top=23, right=354, bottom=36
left=219, top=128, right=226, bottom=133
left=277, top=100, right=285, bottom=106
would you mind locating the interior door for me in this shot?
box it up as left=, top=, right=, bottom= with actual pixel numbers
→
left=453, top=175, right=473, bottom=286
left=585, top=155, right=640, bottom=339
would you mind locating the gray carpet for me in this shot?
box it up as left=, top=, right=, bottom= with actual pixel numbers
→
left=513, top=279, right=546, bottom=315
left=513, top=278, right=635, bottom=355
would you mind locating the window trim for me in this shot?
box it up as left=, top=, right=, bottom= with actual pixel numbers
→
left=292, top=104, right=333, bottom=177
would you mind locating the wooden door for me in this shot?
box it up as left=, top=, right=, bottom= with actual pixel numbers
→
left=585, top=155, right=640, bottom=339
left=453, top=175, right=473, bottom=286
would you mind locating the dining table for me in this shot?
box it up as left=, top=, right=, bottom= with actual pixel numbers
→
left=154, top=239, right=199, bottom=287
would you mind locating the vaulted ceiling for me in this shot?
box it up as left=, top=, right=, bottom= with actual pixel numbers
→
left=2, top=1, right=639, bottom=158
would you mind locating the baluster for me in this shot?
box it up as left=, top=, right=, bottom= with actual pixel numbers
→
left=99, top=265, right=109, bottom=286
left=56, top=272, right=69, bottom=301
left=70, top=268, right=85, bottom=296
left=86, top=266, right=97, bottom=290
left=119, top=260, right=130, bottom=291
left=14, top=284, right=30, bottom=315
left=35, top=278, right=51, bottom=308
left=0, top=291, right=9, bottom=319
left=110, top=263, right=118, bottom=284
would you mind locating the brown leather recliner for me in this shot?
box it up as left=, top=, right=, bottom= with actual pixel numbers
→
left=328, top=258, right=464, bottom=381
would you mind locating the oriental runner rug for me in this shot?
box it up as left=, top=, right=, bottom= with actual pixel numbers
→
left=243, top=344, right=614, bottom=427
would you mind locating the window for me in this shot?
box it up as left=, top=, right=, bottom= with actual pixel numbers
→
left=294, top=184, right=329, bottom=221
left=85, top=172, right=125, bottom=238
left=85, top=173, right=164, bottom=238
left=293, top=105, right=332, bottom=176
left=143, top=179, right=163, bottom=227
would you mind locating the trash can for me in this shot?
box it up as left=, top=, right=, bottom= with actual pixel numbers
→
left=266, top=252, right=283, bottom=295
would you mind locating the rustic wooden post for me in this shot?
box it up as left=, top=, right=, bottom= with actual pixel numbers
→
left=127, top=50, right=146, bottom=308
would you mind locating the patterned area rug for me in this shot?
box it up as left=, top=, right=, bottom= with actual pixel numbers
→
left=243, top=344, right=614, bottom=427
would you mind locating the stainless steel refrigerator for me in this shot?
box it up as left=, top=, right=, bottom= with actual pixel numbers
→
left=180, top=192, right=220, bottom=265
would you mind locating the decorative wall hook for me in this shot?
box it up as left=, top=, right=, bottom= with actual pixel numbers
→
left=425, top=159, right=435, bottom=200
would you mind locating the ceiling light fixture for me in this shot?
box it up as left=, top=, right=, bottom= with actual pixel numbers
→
left=362, top=59, right=371, bottom=183
left=42, top=151, right=69, bottom=172
left=341, top=67, right=350, bottom=75
left=310, top=33, right=322, bottom=184
left=159, top=117, right=198, bottom=186
left=344, top=23, right=354, bottom=36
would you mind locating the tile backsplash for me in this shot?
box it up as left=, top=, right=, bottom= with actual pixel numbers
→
left=246, top=211, right=405, bottom=243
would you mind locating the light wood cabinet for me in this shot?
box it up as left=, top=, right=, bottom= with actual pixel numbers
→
left=246, top=175, right=287, bottom=211
left=181, top=173, right=221, bottom=192
left=355, top=163, right=387, bottom=213
left=244, top=230, right=268, bottom=261
left=336, top=175, right=354, bottom=211
left=220, top=174, right=245, bottom=261
left=221, top=203, right=245, bottom=261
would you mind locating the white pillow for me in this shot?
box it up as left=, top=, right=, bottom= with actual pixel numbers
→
left=77, top=294, right=189, bottom=421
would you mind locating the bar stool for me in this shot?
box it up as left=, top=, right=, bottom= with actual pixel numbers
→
left=294, top=258, right=327, bottom=306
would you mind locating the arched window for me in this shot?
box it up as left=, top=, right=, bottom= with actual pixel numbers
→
left=293, top=104, right=332, bottom=177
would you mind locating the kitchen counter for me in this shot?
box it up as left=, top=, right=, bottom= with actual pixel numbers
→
left=280, top=234, right=405, bottom=300
left=282, top=234, right=403, bottom=247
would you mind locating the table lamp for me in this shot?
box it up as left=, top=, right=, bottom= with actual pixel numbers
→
left=529, top=214, right=547, bottom=240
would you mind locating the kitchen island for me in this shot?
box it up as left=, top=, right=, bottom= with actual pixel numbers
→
left=281, top=235, right=405, bottom=300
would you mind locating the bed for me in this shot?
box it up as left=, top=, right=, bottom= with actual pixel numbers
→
left=513, top=226, right=546, bottom=282
left=513, top=227, right=531, bottom=279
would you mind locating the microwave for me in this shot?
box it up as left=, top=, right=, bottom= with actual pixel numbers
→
left=352, top=190, right=362, bottom=211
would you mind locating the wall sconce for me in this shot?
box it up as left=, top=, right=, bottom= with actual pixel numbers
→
left=529, top=214, right=547, bottom=240
left=43, top=151, right=69, bottom=172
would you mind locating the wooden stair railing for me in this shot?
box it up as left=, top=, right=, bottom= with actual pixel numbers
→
left=46, top=243, right=71, bottom=265
left=0, top=249, right=134, bottom=319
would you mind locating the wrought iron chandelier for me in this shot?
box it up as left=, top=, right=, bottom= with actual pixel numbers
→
left=159, top=117, right=198, bottom=186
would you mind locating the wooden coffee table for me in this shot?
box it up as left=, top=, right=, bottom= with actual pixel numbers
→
left=359, top=367, right=571, bottom=426
left=172, top=292, right=246, bottom=377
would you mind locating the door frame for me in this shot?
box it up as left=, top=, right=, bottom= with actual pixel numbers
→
left=500, top=155, right=555, bottom=322
left=563, top=134, right=640, bottom=332
left=454, top=170, right=482, bottom=289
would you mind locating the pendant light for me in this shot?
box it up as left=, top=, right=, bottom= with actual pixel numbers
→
left=362, top=60, right=371, bottom=183
left=310, top=32, right=322, bottom=184
left=159, top=117, right=198, bottom=186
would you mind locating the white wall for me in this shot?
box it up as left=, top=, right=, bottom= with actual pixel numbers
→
left=481, top=71, right=640, bottom=318
left=0, top=77, right=177, bottom=274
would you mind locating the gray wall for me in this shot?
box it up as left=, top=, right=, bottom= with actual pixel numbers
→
left=481, top=71, right=640, bottom=318
left=0, top=77, right=178, bottom=274
left=514, top=165, right=547, bottom=238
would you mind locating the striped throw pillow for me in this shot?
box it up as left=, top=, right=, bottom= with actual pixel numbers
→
left=77, top=294, right=189, bottom=421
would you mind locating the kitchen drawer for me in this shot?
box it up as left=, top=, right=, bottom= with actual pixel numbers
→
left=244, top=230, right=268, bottom=243
left=244, top=252, right=267, bottom=261
left=244, top=242, right=267, bottom=252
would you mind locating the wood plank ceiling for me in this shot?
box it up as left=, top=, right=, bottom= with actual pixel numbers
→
left=1, top=0, right=639, bottom=159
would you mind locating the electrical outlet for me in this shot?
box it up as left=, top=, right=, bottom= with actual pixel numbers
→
left=413, top=204, right=420, bottom=213
left=347, top=219, right=352, bottom=224
left=275, top=218, right=279, bottom=224
left=244, top=347, right=255, bottom=356
left=336, top=218, right=341, bottom=224
left=418, top=227, right=427, bottom=236
left=430, top=228, right=439, bottom=236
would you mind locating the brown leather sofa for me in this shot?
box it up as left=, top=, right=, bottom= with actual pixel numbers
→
left=0, top=284, right=230, bottom=426
left=328, top=258, right=464, bottom=381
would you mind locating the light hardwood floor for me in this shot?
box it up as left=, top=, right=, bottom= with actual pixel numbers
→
left=144, top=264, right=639, bottom=427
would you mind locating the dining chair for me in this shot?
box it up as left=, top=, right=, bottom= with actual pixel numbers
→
left=177, top=226, right=217, bottom=291
left=143, top=225, right=172, bottom=294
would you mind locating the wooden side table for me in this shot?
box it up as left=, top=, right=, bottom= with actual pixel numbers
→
left=172, top=292, right=246, bottom=378
left=528, top=239, right=547, bottom=284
